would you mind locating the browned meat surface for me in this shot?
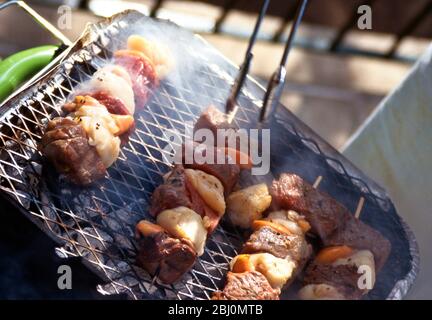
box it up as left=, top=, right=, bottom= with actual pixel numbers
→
left=212, top=271, right=280, bottom=300
left=242, top=226, right=310, bottom=264
left=114, top=51, right=158, bottom=107
left=325, top=215, right=391, bottom=271
left=149, top=165, right=192, bottom=217
left=271, top=173, right=391, bottom=270
left=194, top=105, right=233, bottom=140
left=182, top=143, right=240, bottom=195
left=135, top=221, right=196, bottom=284
left=193, top=105, right=248, bottom=152
left=271, top=173, right=347, bottom=238
left=303, top=262, right=365, bottom=300
left=40, top=117, right=106, bottom=185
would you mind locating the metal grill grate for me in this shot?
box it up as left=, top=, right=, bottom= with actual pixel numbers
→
left=0, top=11, right=417, bottom=300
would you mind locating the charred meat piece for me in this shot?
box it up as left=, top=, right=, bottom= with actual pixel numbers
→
left=114, top=50, right=158, bottom=106
left=135, top=221, right=196, bottom=284
left=271, top=173, right=390, bottom=270
left=302, top=262, right=364, bottom=300
left=149, top=165, right=192, bottom=217
left=212, top=271, right=280, bottom=300
left=271, top=173, right=347, bottom=239
left=299, top=247, right=376, bottom=300
left=193, top=105, right=247, bottom=153
left=242, top=226, right=310, bottom=265
left=194, top=105, right=233, bottom=140
left=182, top=143, right=240, bottom=195
left=39, top=117, right=106, bottom=185
left=325, top=215, right=391, bottom=271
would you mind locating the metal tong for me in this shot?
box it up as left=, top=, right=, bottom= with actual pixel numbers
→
left=225, top=0, right=270, bottom=118
left=260, top=0, right=308, bottom=122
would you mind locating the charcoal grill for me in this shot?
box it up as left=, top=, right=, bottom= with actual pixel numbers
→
left=0, top=10, right=419, bottom=300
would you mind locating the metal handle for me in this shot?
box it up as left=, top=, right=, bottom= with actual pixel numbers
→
left=259, top=0, right=308, bottom=123
left=225, top=0, right=270, bottom=118
left=0, top=0, right=72, bottom=46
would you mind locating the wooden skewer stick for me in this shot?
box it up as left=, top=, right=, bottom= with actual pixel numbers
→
left=313, top=175, right=323, bottom=189
left=354, top=196, right=365, bottom=219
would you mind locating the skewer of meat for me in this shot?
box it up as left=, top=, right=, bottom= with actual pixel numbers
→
left=298, top=194, right=377, bottom=300
left=213, top=176, right=316, bottom=300
left=40, top=35, right=170, bottom=185
left=135, top=106, right=249, bottom=284
left=271, top=173, right=391, bottom=271
left=213, top=184, right=312, bottom=300
left=136, top=163, right=233, bottom=284
left=270, top=173, right=390, bottom=299
left=299, top=244, right=376, bottom=300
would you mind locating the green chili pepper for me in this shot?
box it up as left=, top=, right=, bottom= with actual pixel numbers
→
left=0, top=45, right=57, bottom=103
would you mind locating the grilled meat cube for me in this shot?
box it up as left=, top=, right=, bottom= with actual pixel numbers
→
left=39, top=117, right=106, bottom=185
left=300, top=247, right=376, bottom=300
left=156, top=207, right=207, bottom=256
left=212, top=271, right=280, bottom=300
left=325, top=215, right=390, bottom=271
left=135, top=221, right=196, bottom=284
left=301, top=263, right=364, bottom=300
left=271, top=173, right=390, bottom=270
left=149, top=165, right=192, bottom=217
left=194, top=105, right=233, bottom=141
left=271, top=173, right=347, bottom=239
left=242, top=226, right=310, bottom=265
left=182, top=143, right=240, bottom=195
left=193, top=106, right=249, bottom=155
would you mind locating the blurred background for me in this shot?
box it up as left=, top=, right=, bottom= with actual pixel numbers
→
left=1, top=0, right=431, bottom=299
left=1, top=0, right=431, bottom=149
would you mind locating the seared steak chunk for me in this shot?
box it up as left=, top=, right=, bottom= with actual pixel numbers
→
left=149, top=165, right=192, bottom=217
left=303, top=262, right=364, bottom=300
left=212, top=271, right=280, bottom=300
left=271, top=173, right=390, bottom=271
left=135, top=221, right=196, bottom=284
left=325, top=215, right=391, bottom=271
left=271, top=173, right=347, bottom=238
left=242, top=226, right=309, bottom=264
left=194, top=105, right=233, bottom=140
left=40, top=117, right=106, bottom=185
left=182, top=143, right=240, bottom=195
